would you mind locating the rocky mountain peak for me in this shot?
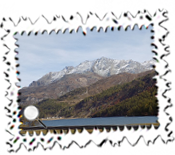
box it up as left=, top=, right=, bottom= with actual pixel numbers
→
left=28, top=57, right=155, bottom=88
left=64, top=66, right=74, bottom=70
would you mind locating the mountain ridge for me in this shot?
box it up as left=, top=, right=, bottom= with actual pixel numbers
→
left=29, top=57, right=155, bottom=88
left=19, top=72, right=104, bottom=105
left=19, top=70, right=155, bottom=106
left=24, top=70, right=157, bottom=119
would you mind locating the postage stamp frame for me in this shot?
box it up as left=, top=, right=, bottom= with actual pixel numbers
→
left=0, top=9, right=173, bottom=152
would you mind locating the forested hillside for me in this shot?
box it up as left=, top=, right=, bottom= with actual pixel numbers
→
left=20, top=70, right=157, bottom=119
left=72, top=70, right=157, bottom=117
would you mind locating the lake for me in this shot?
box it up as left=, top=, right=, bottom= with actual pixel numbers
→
left=39, top=116, right=158, bottom=127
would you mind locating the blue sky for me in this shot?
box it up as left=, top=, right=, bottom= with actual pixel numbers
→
left=16, top=26, right=154, bottom=88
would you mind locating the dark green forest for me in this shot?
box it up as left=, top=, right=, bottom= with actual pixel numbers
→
left=35, top=99, right=68, bottom=118
left=91, top=86, right=157, bottom=117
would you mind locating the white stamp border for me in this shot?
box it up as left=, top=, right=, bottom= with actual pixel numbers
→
left=1, top=9, right=173, bottom=152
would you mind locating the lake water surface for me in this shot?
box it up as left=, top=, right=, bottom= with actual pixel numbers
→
left=40, top=116, right=158, bottom=127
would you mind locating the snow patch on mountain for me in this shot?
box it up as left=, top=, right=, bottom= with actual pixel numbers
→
left=29, top=57, right=155, bottom=87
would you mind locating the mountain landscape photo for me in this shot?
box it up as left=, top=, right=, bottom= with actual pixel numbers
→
left=17, top=27, right=158, bottom=128
left=19, top=57, right=157, bottom=119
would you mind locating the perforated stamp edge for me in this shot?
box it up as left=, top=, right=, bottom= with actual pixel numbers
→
left=0, top=9, right=173, bottom=152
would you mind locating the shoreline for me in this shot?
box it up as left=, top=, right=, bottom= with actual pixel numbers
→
left=40, top=115, right=158, bottom=121
left=40, top=117, right=79, bottom=121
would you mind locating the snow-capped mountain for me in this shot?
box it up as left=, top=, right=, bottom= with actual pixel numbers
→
left=29, top=57, right=155, bottom=87
left=141, top=59, right=156, bottom=70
